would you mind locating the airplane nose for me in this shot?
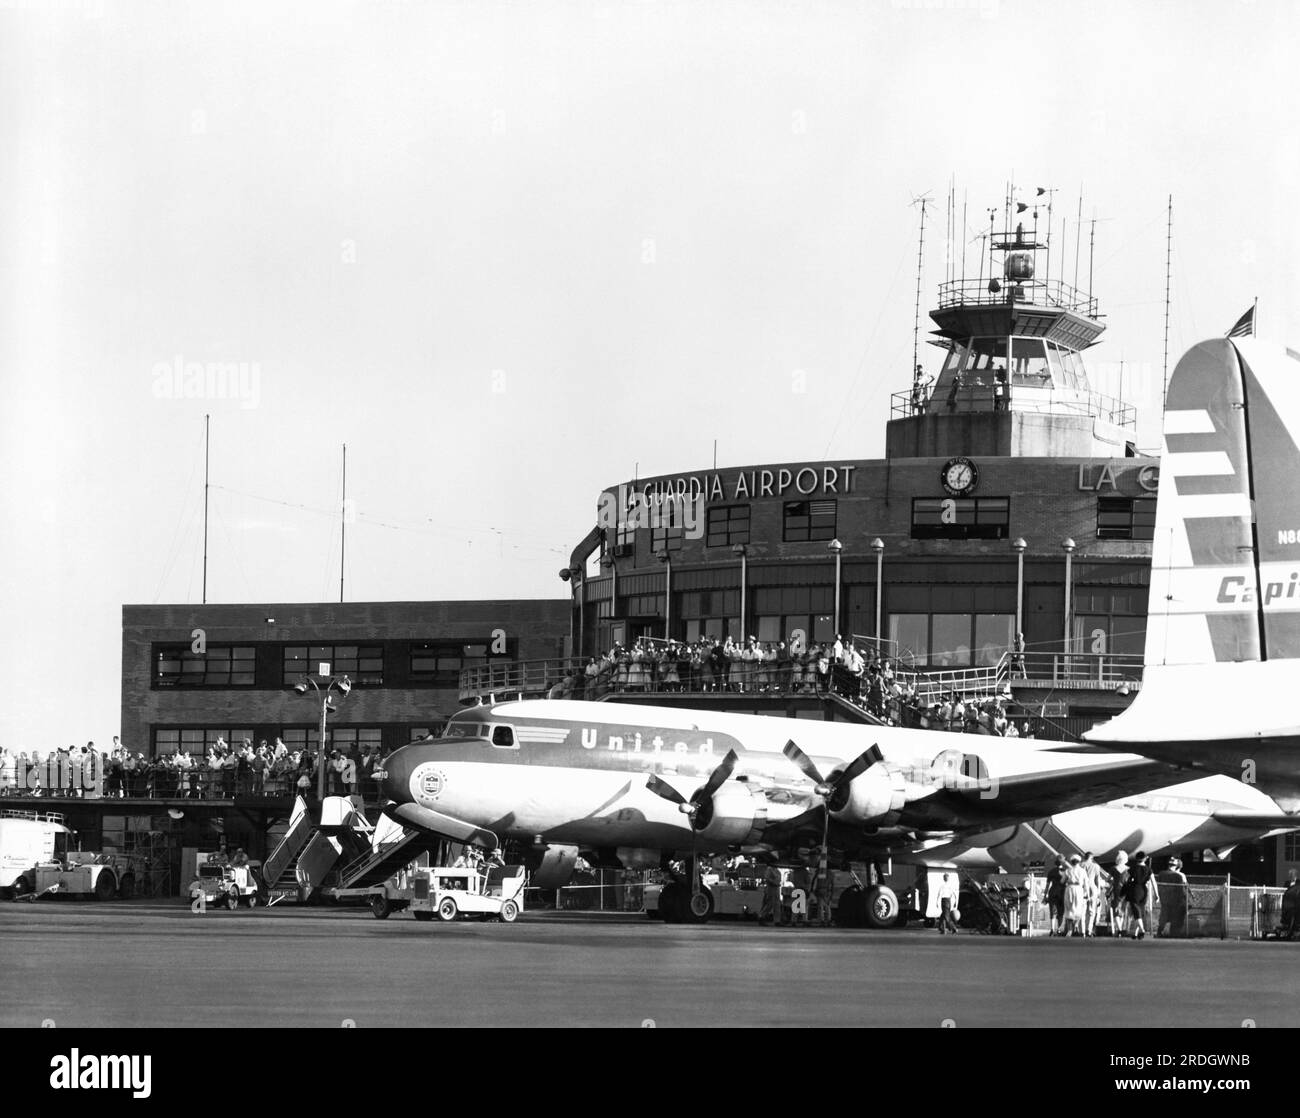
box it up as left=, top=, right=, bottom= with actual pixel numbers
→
left=379, top=745, right=415, bottom=804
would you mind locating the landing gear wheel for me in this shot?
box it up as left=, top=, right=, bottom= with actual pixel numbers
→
left=370, top=894, right=391, bottom=919
left=658, top=882, right=687, bottom=924
left=685, top=886, right=715, bottom=924
left=864, top=885, right=900, bottom=929
left=413, top=911, right=434, bottom=922
left=225, top=892, right=240, bottom=911
left=834, top=885, right=866, bottom=927
left=117, top=875, right=135, bottom=901
left=437, top=897, right=458, bottom=922
left=500, top=900, right=519, bottom=923
left=94, top=872, right=117, bottom=901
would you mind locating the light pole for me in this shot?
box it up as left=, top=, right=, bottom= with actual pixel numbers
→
left=828, top=538, right=843, bottom=637
left=559, top=565, right=583, bottom=658
left=732, top=543, right=748, bottom=640
left=294, top=669, right=352, bottom=802
left=1012, top=537, right=1027, bottom=645
left=1061, top=538, right=1076, bottom=669
left=657, top=549, right=672, bottom=641
left=871, top=537, right=885, bottom=655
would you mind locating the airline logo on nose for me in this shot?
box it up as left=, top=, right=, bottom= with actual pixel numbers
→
left=415, top=765, right=446, bottom=800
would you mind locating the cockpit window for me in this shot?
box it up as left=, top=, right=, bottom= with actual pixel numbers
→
left=491, top=725, right=516, bottom=749
left=443, top=723, right=490, bottom=740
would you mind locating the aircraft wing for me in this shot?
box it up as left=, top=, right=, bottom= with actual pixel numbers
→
left=887, top=754, right=1184, bottom=831
left=1210, top=810, right=1300, bottom=831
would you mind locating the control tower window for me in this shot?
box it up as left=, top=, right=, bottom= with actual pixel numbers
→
left=1008, top=338, right=1053, bottom=387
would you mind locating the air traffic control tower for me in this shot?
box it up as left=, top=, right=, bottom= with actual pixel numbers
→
left=886, top=216, right=1135, bottom=461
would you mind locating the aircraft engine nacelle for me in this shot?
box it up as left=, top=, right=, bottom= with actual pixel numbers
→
left=526, top=843, right=581, bottom=888
left=691, top=783, right=768, bottom=847
left=830, top=763, right=908, bottom=827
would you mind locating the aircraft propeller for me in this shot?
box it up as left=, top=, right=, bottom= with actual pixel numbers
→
left=645, top=749, right=739, bottom=828
left=782, top=738, right=885, bottom=854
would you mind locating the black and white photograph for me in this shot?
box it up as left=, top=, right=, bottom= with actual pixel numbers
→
left=2, top=0, right=1297, bottom=1069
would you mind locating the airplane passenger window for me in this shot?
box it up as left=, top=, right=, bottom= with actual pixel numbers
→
left=491, top=725, right=516, bottom=748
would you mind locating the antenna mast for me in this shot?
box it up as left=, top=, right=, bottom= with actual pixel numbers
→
left=1162, top=195, right=1173, bottom=411
left=202, top=413, right=210, bottom=604
left=911, top=193, right=931, bottom=392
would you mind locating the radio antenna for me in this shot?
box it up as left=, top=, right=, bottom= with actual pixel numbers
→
left=1162, top=195, right=1173, bottom=413
left=909, top=192, right=932, bottom=393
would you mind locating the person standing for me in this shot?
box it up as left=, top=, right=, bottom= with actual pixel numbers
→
left=1081, top=852, right=1104, bottom=937
left=1062, top=854, right=1087, bottom=936
left=1010, top=632, right=1027, bottom=679
left=936, top=873, right=960, bottom=935
left=1107, top=851, right=1130, bottom=937
left=1045, top=858, right=1066, bottom=935
left=1156, top=856, right=1189, bottom=938
left=759, top=863, right=783, bottom=927
left=1125, top=851, right=1153, bottom=939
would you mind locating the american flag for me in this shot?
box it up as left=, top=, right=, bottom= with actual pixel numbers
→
left=1226, top=304, right=1255, bottom=338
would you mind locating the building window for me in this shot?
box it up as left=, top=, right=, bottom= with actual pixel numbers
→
left=282, top=645, right=383, bottom=686
left=887, top=612, right=1014, bottom=668
left=911, top=497, right=1010, bottom=540
left=1285, top=833, right=1300, bottom=862
left=409, top=641, right=492, bottom=687
left=706, top=504, right=751, bottom=548
left=783, top=500, right=837, bottom=542
left=651, top=519, right=684, bottom=554
left=278, top=726, right=382, bottom=753
left=155, top=645, right=256, bottom=687
left=1097, top=496, right=1157, bottom=540
left=154, top=727, right=255, bottom=756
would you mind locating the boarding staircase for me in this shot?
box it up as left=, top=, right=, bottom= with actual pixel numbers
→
left=262, top=797, right=314, bottom=904
left=333, top=829, right=443, bottom=891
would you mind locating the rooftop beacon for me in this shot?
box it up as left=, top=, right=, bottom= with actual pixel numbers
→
left=887, top=190, right=1136, bottom=461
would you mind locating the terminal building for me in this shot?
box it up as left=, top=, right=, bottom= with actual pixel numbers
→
left=559, top=222, right=1155, bottom=735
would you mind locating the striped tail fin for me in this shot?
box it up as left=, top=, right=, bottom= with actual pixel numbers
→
left=1146, top=338, right=1300, bottom=665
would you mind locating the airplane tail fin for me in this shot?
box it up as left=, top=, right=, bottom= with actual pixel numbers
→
left=1145, top=337, right=1300, bottom=666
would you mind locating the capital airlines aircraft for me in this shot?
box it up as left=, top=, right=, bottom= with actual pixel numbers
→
left=1086, top=337, right=1300, bottom=809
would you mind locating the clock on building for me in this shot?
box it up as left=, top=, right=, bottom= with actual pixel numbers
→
left=941, top=456, right=978, bottom=496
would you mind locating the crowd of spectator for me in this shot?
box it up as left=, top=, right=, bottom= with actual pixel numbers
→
left=0, top=737, right=392, bottom=801
left=544, top=636, right=1026, bottom=736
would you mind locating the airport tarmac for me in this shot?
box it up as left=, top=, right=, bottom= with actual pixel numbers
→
left=2, top=901, right=1297, bottom=1029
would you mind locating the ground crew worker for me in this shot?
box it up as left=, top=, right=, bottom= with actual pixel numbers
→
left=937, top=873, right=960, bottom=935
left=759, top=863, right=782, bottom=927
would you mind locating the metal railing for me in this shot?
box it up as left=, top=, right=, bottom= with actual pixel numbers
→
left=0, top=766, right=306, bottom=801
left=936, top=276, right=1099, bottom=316
left=459, top=649, right=1143, bottom=707
left=1011, top=650, right=1144, bottom=686
left=891, top=384, right=1136, bottom=427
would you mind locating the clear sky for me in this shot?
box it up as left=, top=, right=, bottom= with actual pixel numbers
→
left=2, top=0, right=1296, bottom=748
